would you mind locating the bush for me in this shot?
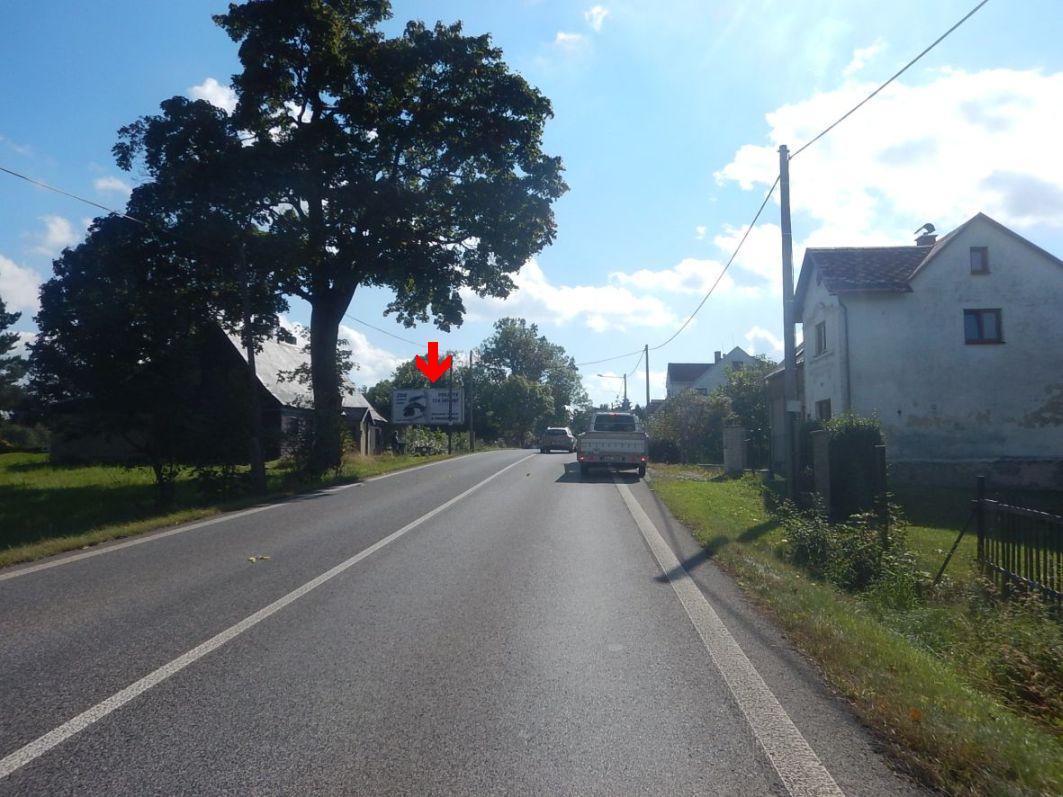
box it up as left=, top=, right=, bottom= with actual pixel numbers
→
left=776, top=495, right=914, bottom=594
left=825, top=412, right=884, bottom=519
left=648, top=436, right=680, bottom=463
left=0, top=422, right=50, bottom=452
left=647, top=391, right=730, bottom=464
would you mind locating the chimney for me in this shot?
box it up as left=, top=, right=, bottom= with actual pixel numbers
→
left=914, top=222, right=937, bottom=246
left=714, top=350, right=722, bottom=364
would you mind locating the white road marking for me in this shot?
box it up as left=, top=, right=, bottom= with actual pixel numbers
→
left=0, top=453, right=535, bottom=780
left=0, top=451, right=507, bottom=582
left=614, top=480, right=844, bottom=797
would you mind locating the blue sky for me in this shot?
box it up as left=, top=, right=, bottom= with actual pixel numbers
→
left=3, top=0, right=1062, bottom=405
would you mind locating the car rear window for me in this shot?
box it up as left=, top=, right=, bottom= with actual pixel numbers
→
left=545, top=429, right=568, bottom=435
left=593, top=414, right=637, bottom=432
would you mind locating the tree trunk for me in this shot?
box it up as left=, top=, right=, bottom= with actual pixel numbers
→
left=308, top=296, right=346, bottom=474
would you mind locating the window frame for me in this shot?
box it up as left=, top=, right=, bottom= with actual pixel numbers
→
left=814, top=320, right=827, bottom=356
left=963, top=308, right=1003, bottom=345
left=969, top=246, right=990, bottom=275
left=815, top=399, right=832, bottom=421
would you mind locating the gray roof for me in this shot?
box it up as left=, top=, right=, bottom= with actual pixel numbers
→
left=795, top=213, right=1063, bottom=321
left=667, top=363, right=712, bottom=383
left=225, top=328, right=385, bottom=422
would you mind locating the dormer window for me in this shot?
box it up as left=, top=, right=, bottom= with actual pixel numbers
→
left=970, top=246, right=989, bottom=274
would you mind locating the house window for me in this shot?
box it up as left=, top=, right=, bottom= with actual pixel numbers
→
left=814, top=321, right=827, bottom=356
left=695, top=388, right=708, bottom=396
left=815, top=399, right=832, bottom=421
left=732, top=362, right=744, bottom=371
left=970, top=246, right=989, bottom=274
left=964, top=309, right=1003, bottom=344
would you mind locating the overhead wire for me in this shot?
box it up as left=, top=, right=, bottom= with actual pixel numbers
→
left=0, top=162, right=438, bottom=354
left=578, top=0, right=991, bottom=367
left=5, top=0, right=994, bottom=371
left=790, top=0, right=991, bottom=159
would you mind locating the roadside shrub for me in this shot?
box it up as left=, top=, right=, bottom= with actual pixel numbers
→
left=0, top=421, right=50, bottom=452
left=824, top=412, right=884, bottom=519
left=404, top=426, right=447, bottom=456
left=648, top=437, right=680, bottom=463
left=776, top=496, right=914, bottom=594
left=647, top=391, right=730, bottom=464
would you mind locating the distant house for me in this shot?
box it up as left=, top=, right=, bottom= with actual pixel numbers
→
left=783, top=212, right=1063, bottom=487
left=765, top=344, right=804, bottom=475
left=50, top=322, right=386, bottom=463
left=665, top=347, right=755, bottom=398
left=220, top=326, right=386, bottom=457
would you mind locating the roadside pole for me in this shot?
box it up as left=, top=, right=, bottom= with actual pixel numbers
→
left=779, top=144, right=798, bottom=499
left=239, top=241, right=267, bottom=494
left=468, top=349, right=475, bottom=452
left=622, top=373, right=628, bottom=408
left=447, top=361, right=454, bottom=455
left=644, top=344, right=650, bottom=412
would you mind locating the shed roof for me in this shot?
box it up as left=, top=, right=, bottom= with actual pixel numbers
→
left=224, top=328, right=385, bottom=422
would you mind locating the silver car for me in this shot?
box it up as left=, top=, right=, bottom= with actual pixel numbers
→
left=539, top=427, right=576, bottom=453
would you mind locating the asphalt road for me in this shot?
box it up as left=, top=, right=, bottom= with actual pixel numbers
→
left=0, top=450, right=925, bottom=795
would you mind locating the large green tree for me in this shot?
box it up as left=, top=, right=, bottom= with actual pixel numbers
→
left=124, top=0, right=565, bottom=472
left=0, top=296, right=25, bottom=413
left=711, top=356, right=776, bottom=466
left=478, top=318, right=587, bottom=426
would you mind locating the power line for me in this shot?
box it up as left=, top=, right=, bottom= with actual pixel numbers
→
left=650, top=174, right=780, bottom=353
left=790, top=0, right=991, bottom=159
left=626, top=347, right=644, bottom=377
left=0, top=164, right=145, bottom=225
left=0, top=162, right=438, bottom=357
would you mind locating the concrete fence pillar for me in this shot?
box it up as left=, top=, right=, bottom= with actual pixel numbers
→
left=723, top=426, right=748, bottom=474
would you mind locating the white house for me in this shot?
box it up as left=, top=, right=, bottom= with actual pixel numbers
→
left=665, top=347, right=755, bottom=398
left=794, top=212, right=1063, bottom=487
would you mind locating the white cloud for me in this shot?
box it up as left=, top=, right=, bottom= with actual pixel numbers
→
left=30, top=215, right=82, bottom=257
left=611, top=256, right=740, bottom=296
left=554, top=31, right=588, bottom=52
left=694, top=225, right=707, bottom=240
left=584, top=5, right=609, bottom=32
left=744, top=325, right=783, bottom=356
left=93, top=176, right=132, bottom=197
left=0, top=254, right=43, bottom=313
left=717, top=67, right=1063, bottom=238
left=0, top=134, right=32, bottom=157
left=462, top=258, right=680, bottom=333
left=188, top=77, right=237, bottom=114
left=842, top=39, right=886, bottom=79
left=338, top=324, right=405, bottom=388
left=712, top=222, right=783, bottom=292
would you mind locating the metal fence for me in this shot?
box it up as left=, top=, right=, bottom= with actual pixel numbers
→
left=975, top=477, right=1063, bottom=604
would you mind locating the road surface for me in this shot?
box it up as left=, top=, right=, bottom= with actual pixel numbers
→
left=0, top=450, right=924, bottom=795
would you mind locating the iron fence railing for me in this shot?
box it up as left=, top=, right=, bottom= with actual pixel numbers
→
left=975, top=477, right=1063, bottom=604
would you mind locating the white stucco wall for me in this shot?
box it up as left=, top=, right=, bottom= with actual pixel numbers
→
left=692, top=348, right=756, bottom=394
left=840, top=219, right=1063, bottom=462
left=798, top=275, right=846, bottom=420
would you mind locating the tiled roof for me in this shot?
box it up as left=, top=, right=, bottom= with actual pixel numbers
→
left=667, top=363, right=712, bottom=383
left=804, top=246, right=931, bottom=293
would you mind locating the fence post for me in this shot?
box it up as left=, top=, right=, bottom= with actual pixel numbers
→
left=975, top=475, right=986, bottom=573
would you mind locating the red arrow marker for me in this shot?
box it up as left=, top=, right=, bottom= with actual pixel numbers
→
left=415, top=342, right=453, bottom=383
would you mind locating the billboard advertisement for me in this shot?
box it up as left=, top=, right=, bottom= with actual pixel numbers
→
left=391, top=388, right=465, bottom=425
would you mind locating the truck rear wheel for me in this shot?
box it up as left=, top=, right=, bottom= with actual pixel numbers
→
left=637, top=464, right=646, bottom=478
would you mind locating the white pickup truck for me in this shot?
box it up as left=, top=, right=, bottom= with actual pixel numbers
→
left=576, top=412, right=649, bottom=478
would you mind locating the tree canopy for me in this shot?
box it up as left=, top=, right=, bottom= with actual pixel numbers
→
left=0, top=296, right=25, bottom=413
left=116, top=0, right=566, bottom=471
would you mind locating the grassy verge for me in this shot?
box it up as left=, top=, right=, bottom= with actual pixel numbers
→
left=0, top=451, right=456, bottom=569
left=648, top=465, right=1063, bottom=796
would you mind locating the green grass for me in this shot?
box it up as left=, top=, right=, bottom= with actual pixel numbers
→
left=0, top=450, right=456, bottom=569
left=649, top=465, right=1063, bottom=797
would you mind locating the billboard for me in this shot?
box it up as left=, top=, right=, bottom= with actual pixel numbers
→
left=391, top=388, right=465, bottom=425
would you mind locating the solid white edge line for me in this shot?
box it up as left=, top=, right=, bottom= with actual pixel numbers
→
left=0, top=450, right=516, bottom=582
left=0, top=452, right=536, bottom=781
left=614, top=479, right=844, bottom=797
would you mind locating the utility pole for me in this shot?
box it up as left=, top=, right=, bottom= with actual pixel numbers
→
left=779, top=144, right=798, bottom=499
left=468, top=349, right=475, bottom=452
left=239, top=241, right=267, bottom=494
left=644, top=344, right=650, bottom=412
left=623, top=373, right=628, bottom=408
left=447, top=358, right=454, bottom=455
